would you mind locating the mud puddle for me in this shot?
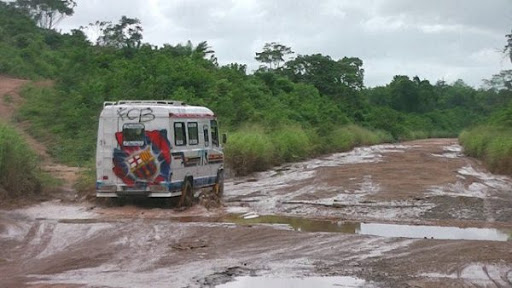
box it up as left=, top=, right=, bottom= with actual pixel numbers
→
left=178, top=214, right=511, bottom=241
left=359, top=222, right=511, bottom=241
left=217, top=276, right=368, bottom=288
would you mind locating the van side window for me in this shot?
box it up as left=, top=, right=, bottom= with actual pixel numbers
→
left=211, top=120, right=219, bottom=147
left=122, top=123, right=145, bottom=147
left=174, top=122, right=186, bottom=146
left=203, top=125, right=209, bottom=147
left=187, top=122, right=199, bottom=145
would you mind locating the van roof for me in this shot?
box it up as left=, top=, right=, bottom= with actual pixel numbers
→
left=100, top=100, right=215, bottom=119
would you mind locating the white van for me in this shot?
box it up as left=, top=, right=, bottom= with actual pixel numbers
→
left=95, top=100, right=224, bottom=206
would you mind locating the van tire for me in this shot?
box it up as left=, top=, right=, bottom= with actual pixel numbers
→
left=214, top=170, right=224, bottom=197
left=178, top=178, right=194, bottom=208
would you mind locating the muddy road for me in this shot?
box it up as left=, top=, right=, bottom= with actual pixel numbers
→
left=1, top=139, right=512, bottom=287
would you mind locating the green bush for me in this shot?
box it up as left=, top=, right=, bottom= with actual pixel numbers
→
left=0, top=122, right=41, bottom=198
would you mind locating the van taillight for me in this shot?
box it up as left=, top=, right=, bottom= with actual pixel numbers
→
left=102, top=176, right=109, bottom=180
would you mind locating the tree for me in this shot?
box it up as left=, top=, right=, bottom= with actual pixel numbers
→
left=159, top=40, right=217, bottom=65
left=389, top=75, right=418, bottom=112
left=95, top=16, right=143, bottom=49
left=255, top=42, right=294, bottom=70
left=284, top=54, right=365, bottom=95
left=338, top=57, right=364, bottom=91
left=482, top=70, right=512, bottom=91
left=387, top=75, right=437, bottom=113
left=506, top=29, right=512, bottom=63
left=193, top=41, right=214, bottom=58
left=13, top=0, right=76, bottom=29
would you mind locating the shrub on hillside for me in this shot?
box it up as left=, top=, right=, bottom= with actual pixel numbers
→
left=0, top=123, right=41, bottom=198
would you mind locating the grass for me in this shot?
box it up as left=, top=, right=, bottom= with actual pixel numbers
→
left=75, top=160, right=96, bottom=200
left=327, top=125, right=392, bottom=152
left=223, top=125, right=276, bottom=176
left=224, top=124, right=392, bottom=176
left=270, top=125, right=312, bottom=162
left=0, top=122, right=41, bottom=199
left=459, top=125, right=512, bottom=175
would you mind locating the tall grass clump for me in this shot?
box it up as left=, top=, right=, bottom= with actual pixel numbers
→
left=459, top=126, right=512, bottom=175
left=270, top=126, right=312, bottom=163
left=224, top=126, right=275, bottom=176
left=459, top=126, right=492, bottom=158
left=225, top=124, right=392, bottom=176
left=328, top=125, right=392, bottom=152
left=0, top=123, right=41, bottom=199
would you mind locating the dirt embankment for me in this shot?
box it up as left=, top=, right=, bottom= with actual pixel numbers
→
left=0, top=76, right=80, bottom=204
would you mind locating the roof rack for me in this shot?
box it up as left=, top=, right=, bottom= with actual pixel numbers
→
left=103, top=101, right=116, bottom=107
left=103, top=100, right=186, bottom=107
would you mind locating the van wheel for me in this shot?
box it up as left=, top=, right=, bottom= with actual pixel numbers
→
left=214, top=170, right=224, bottom=197
left=178, top=179, right=194, bottom=208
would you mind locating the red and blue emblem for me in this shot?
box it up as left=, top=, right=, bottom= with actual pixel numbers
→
left=112, top=130, right=171, bottom=185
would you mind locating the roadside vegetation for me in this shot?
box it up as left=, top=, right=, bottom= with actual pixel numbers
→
left=0, top=122, right=41, bottom=199
left=1, top=1, right=512, bottom=179
left=459, top=103, right=512, bottom=175
left=224, top=124, right=392, bottom=175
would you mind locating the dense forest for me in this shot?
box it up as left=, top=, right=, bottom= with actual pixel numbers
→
left=0, top=0, right=511, bottom=185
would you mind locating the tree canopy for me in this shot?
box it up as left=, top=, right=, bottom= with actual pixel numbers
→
left=12, top=0, right=75, bottom=29
left=255, top=42, right=294, bottom=70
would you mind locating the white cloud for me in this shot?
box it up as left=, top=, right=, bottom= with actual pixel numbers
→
left=362, top=15, right=409, bottom=32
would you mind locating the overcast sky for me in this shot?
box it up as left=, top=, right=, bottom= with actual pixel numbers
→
left=59, top=0, right=512, bottom=88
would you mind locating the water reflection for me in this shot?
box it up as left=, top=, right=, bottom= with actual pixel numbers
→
left=219, top=214, right=511, bottom=242
left=216, top=276, right=367, bottom=288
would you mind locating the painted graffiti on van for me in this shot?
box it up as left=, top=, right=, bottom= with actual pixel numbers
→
left=112, top=130, right=171, bottom=185
left=117, top=107, right=156, bottom=123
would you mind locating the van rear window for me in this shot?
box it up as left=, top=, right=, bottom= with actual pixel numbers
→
left=211, top=120, right=219, bottom=146
left=122, top=123, right=145, bottom=147
left=188, top=122, right=199, bottom=145
left=174, top=122, right=186, bottom=146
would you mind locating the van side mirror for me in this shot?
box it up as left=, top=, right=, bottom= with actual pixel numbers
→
left=222, top=133, right=227, bottom=144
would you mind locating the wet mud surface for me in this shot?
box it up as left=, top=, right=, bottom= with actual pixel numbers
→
left=2, top=139, right=512, bottom=287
